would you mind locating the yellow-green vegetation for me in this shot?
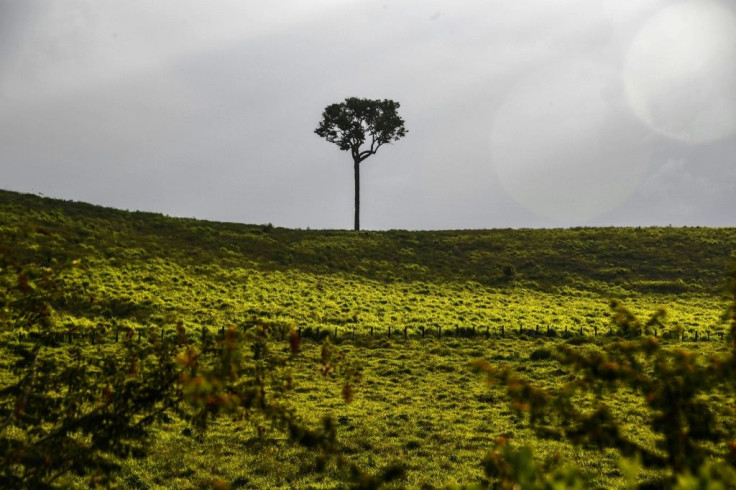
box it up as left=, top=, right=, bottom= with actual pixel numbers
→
left=1, top=189, right=735, bottom=488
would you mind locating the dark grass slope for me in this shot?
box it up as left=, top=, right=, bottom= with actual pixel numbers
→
left=1, top=188, right=734, bottom=294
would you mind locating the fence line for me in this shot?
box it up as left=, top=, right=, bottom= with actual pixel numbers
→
left=14, top=323, right=724, bottom=346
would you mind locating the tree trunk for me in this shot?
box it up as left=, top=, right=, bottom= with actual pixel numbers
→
left=353, top=159, right=360, bottom=231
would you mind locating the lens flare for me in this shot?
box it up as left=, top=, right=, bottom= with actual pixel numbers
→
left=623, top=0, right=736, bottom=143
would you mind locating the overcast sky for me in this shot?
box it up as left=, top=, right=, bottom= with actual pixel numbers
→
left=1, top=0, right=735, bottom=229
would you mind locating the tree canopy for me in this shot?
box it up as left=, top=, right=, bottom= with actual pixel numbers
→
left=315, top=97, right=407, bottom=164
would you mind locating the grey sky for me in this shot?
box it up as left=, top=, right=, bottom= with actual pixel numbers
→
left=1, top=0, right=735, bottom=229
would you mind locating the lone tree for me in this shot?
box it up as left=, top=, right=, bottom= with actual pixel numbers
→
left=315, top=97, right=407, bottom=230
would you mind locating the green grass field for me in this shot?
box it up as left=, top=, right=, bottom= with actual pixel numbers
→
left=2, top=189, right=735, bottom=488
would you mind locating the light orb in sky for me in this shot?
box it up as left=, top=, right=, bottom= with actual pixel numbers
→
left=491, top=60, right=651, bottom=222
left=624, top=0, right=736, bottom=143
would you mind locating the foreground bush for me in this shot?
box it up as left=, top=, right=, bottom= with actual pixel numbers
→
left=0, top=230, right=367, bottom=487
left=474, top=265, right=736, bottom=487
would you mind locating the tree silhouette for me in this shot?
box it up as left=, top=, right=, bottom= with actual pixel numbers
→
left=315, top=97, right=407, bottom=231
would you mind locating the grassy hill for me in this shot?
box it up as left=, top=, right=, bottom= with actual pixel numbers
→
left=2, top=189, right=734, bottom=296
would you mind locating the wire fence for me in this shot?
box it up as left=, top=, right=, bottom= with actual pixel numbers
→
left=12, top=321, right=726, bottom=347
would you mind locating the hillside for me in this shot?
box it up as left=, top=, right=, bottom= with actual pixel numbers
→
left=1, top=189, right=734, bottom=296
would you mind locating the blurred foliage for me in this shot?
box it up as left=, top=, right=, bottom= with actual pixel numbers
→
left=0, top=230, right=364, bottom=487
left=474, top=268, right=736, bottom=487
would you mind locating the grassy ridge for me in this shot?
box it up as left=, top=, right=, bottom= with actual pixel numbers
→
left=2, top=188, right=734, bottom=294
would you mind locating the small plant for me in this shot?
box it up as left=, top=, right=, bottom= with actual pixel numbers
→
left=502, top=264, right=517, bottom=282
left=480, top=438, right=586, bottom=489
left=528, top=346, right=554, bottom=361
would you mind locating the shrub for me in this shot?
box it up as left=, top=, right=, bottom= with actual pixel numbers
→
left=528, top=347, right=554, bottom=361
left=474, top=266, right=736, bottom=487
left=0, top=231, right=360, bottom=486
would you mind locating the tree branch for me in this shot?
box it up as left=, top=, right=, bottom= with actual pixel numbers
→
left=357, top=150, right=374, bottom=161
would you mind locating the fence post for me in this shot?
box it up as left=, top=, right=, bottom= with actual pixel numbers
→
left=501, top=325, right=505, bottom=337
left=594, top=325, right=598, bottom=337
left=388, top=326, right=391, bottom=338
left=404, top=326, right=408, bottom=340
left=486, top=326, right=489, bottom=338
left=370, top=326, right=373, bottom=337
left=438, top=326, right=442, bottom=339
